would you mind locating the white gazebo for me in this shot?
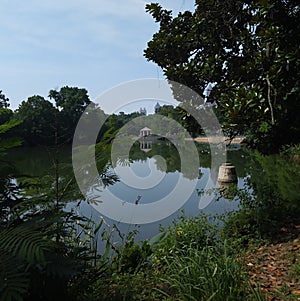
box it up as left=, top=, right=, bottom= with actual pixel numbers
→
left=140, top=127, right=152, bottom=137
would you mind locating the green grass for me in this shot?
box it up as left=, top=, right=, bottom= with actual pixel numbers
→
left=72, top=214, right=267, bottom=301
left=155, top=243, right=245, bottom=301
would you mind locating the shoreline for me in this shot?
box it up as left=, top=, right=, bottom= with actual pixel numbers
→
left=191, top=136, right=245, bottom=144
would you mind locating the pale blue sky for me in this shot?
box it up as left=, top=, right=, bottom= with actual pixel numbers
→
left=1, top=0, right=195, bottom=112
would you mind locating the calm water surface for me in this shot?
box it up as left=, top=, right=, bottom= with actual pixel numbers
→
left=8, top=141, right=253, bottom=243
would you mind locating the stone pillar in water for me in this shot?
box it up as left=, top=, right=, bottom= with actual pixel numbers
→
left=218, top=163, right=238, bottom=199
left=218, top=163, right=237, bottom=183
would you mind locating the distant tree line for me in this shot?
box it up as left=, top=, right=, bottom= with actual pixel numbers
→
left=1, top=86, right=203, bottom=148
left=0, top=87, right=149, bottom=147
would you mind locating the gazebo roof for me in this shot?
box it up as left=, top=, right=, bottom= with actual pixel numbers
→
left=140, top=127, right=151, bottom=131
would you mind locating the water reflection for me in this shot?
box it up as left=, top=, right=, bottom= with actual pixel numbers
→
left=140, top=140, right=152, bottom=152
left=9, top=143, right=300, bottom=243
left=89, top=140, right=238, bottom=224
left=112, top=138, right=201, bottom=181
left=219, top=182, right=238, bottom=200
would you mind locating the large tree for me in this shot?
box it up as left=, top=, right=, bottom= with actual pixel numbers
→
left=49, top=86, right=92, bottom=143
left=49, top=86, right=91, bottom=125
left=15, top=95, right=58, bottom=146
left=144, top=0, right=300, bottom=153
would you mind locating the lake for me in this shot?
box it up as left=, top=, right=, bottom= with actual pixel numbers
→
left=8, top=140, right=300, bottom=244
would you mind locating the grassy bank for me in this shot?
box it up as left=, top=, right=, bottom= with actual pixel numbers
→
left=70, top=214, right=268, bottom=301
left=70, top=208, right=300, bottom=300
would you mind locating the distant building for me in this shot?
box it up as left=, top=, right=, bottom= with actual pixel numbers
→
left=140, top=107, right=147, bottom=115
left=140, top=127, right=151, bottom=137
left=154, top=102, right=161, bottom=113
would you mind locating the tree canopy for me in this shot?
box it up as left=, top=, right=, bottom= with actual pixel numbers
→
left=144, top=0, right=300, bottom=153
left=49, top=86, right=91, bottom=127
left=0, top=90, right=10, bottom=108
left=15, top=95, right=58, bottom=146
left=12, top=86, right=93, bottom=146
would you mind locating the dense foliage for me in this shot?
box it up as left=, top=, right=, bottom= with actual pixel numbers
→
left=13, top=86, right=94, bottom=146
left=144, top=0, right=300, bottom=153
left=14, top=96, right=58, bottom=146
left=0, top=91, right=9, bottom=109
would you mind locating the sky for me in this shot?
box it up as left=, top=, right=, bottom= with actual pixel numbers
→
left=1, top=0, right=195, bottom=113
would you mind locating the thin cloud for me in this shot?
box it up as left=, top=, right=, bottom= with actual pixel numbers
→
left=0, top=0, right=194, bottom=108
left=0, top=0, right=154, bottom=58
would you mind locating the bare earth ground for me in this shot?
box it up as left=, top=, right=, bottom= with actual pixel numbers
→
left=245, top=222, right=300, bottom=300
